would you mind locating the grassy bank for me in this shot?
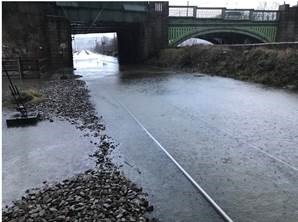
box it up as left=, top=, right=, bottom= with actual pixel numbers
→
left=148, top=45, right=298, bottom=89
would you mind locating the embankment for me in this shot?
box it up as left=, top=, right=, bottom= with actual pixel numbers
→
left=148, top=44, right=298, bottom=89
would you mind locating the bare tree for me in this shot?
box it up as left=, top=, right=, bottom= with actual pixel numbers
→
left=257, top=1, right=280, bottom=10
left=93, top=35, right=118, bottom=56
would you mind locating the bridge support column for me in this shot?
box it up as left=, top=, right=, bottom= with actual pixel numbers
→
left=142, top=2, right=169, bottom=60
left=45, top=16, right=73, bottom=71
left=277, top=4, right=298, bottom=42
left=117, top=2, right=168, bottom=64
left=117, top=25, right=142, bottom=64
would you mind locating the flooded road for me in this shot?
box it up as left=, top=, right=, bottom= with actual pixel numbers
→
left=2, top=115, right=96, bottom=205
left=75, top=53, right=298, bottom=222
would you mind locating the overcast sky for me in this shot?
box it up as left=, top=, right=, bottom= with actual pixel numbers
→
left=74, top=33, right=115, bottom=39
left=169, top=0, right=298, bottom=9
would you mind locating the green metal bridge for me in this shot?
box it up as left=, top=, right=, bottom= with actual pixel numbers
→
left=168, top=6, right=279, bottom=46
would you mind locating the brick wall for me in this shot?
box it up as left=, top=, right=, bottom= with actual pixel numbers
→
left=277, top=4, right=298, bottom=42
left=45, top=16, right=73, bottom=70
left=2, top=2, right=73, bottom=74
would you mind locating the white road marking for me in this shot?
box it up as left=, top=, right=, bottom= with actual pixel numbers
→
left=117, top=100, right=234, bottom=222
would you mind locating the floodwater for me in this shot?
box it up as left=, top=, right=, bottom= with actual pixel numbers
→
left=2, top=114, right=97, bottom=206
left=74, top=53, right=298, bottom=222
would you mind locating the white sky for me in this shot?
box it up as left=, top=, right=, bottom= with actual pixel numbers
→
left=74, top=33, right=115, bottom=39
left=169, top=0, right=298, bottom=9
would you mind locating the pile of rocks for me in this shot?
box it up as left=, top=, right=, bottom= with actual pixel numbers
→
left=3, top=79, right=157, bottom=221
left=3, top=170, right=155, bottom=222
left=27, top=79, right=105, bottom=130
left=26, top=79, right=113, bottom=167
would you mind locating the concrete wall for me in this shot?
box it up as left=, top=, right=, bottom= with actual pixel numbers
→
left=277, top=4, right=298, bottom=42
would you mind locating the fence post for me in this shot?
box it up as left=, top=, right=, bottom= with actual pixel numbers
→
left=222, top=8, right=226, bottom=19
left=193, top=7, right=197, bottom=18
left=249, top=10, right=252, bottom=20
left=17, top=57, right=23, bottom=80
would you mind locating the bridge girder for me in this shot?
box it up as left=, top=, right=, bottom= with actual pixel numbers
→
left=168, top=21, right=278, bottom=46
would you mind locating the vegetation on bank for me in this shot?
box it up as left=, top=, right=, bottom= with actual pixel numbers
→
left=149, top=45, right=298, bottom=89
left=2, top=88, right=45, bottom=108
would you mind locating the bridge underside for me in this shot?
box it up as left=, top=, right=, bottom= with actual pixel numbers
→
left=57, top=2, right=169, bottom=64
left=168, top=19, right=278, bottom=46
left=195, top=32, right=263, bottom=44
left=72, top=22, right=146, bottom=64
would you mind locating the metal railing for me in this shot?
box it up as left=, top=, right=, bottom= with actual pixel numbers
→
left=169, top=6, right=279, bottom=21
left=196, top=8, right=223, bottom=18
left=168, top=6, right=196, bottom=17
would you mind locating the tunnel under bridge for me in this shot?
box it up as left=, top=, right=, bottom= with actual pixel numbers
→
left=56, top=2, right=168, bottom=64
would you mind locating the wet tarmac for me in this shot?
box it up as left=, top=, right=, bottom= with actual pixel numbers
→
left=75, top=54, right=298, bottom=222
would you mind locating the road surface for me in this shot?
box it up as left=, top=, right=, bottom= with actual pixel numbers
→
left=74, top=53, right=298, bottom=222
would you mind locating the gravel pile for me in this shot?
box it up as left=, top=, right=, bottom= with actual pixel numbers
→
left=3, top=79, right=157, bottom=222
left=3, top=170, right=154, bottom=222
left=27, top=79, right=105, bottom=131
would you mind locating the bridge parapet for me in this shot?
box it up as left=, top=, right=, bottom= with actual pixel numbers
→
left=169, top=6, right=279, bottom=22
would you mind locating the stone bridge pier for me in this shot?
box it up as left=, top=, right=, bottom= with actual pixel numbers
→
left=116, top=3, right=168, bottom=63
left=277, top=4, right=298, bottom=42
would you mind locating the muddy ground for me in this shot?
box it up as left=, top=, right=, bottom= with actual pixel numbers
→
left=2, top=79, right=156, bottom=222
left=148, top=45, right=298, bottom=89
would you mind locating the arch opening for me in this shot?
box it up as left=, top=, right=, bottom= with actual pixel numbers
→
left=172, top=29, right=268, bottom=47
left=196, top=32, right=264, bottom=44
left=178, top=38, right=213, bottom=47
